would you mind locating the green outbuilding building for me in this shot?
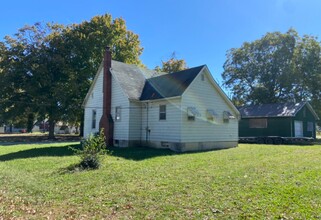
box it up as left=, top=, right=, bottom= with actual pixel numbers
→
left=238, top=102, right=319, bottom=139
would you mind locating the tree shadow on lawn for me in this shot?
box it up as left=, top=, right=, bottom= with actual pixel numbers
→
left=108, top=146, right=178, bottom=161
left=0, top=145, right=216, bottom=162
left=0, top=144, right=177, bottom=162
left=0, top=144, right=81, bottom=162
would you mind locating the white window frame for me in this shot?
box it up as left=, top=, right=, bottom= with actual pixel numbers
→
left=206, top=109, right=217, bottom=121
left=187, top=107, right=200, bottom=121
left=92, top=110, right=96, bottom=129
left=115, top=106, right=121, bottom=121
left=223, top=111, right=234, bottom=123
left=159, top=105, right=166, bottom=120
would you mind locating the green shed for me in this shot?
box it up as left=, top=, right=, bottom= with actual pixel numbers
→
left=238, top=102, right=319, bottom=139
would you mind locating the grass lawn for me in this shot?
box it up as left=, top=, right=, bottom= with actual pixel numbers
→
left=0, top=142, right=321, bottom=219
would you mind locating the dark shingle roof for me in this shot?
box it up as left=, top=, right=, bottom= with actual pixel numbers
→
left=111, top=61, right=166, bottom=100
left=238, top=102, right=312, bottom=118
left=140, top=65, right=205, bottom=100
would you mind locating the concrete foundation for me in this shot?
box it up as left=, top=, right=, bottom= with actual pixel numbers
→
left=113, top=139, right=238, bottom=152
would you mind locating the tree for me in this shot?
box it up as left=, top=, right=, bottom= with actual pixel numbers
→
left=155, top=52, right=187, bottom=73
left=58, top=14, right=143, bottom=136
left=0, top=14, right=143, bottom=138
left=0, top=23, right=67, bottom=138
left=222, top=29, right=321, bottom=117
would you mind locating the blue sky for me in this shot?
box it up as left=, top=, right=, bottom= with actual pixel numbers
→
left=1, top=0, right=321, bottom=84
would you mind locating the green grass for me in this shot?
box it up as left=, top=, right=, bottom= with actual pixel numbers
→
left=1, top=142, right=321, bottom=219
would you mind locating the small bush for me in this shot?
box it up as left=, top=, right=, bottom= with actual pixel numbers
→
left=72, top=129, right=108, bottom=170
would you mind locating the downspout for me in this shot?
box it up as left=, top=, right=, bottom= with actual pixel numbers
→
left=146, top=102, right=149, bottom=142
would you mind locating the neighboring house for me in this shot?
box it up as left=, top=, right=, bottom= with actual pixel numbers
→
left=238, top=102, right=319, bottom=139
left=82, top=47, right=240, bottom=152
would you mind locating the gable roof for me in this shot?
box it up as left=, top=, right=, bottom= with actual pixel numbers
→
left=82, top=60, right=167, bottom=106
left=140, top=65, right=205, bottom=100
left=83, top=60, right=239, bottom=119
left=110, top=61, right=166, bottom=100
left=238, top=102, right=319, bottom=120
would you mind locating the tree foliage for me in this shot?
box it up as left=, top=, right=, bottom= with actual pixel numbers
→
left=222, top=28, right=321, bottom=117
left=155, top=52, right=187, bottom=73
left=0, top=14, right=143, bottom=137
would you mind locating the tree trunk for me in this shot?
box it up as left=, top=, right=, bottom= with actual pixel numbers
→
left=27, top=113, right=34, bottom=133
left=48, top=117, right=56, bottom=140
left=79, top=112, right=84, bottom=137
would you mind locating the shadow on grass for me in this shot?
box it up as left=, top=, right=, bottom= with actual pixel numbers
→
left=108, top=146, right=178, bottom=161
left=0, top=144, right=177, bottom=162
left=0, top=144, right=216, bottom=162
left=0, top=144, right=81, bottom=161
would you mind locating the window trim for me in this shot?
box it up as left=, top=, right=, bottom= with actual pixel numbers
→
left=92, top=109, right=97, bottom=129
left=206, top=109, right=217, bottom=121
left=249, top=118, right=268, bottom=128
left=115, top=106, right=121, bottom=121
left=159, top=105, right=166, bottom=120
left=187, top=107, right=200, bottom=121
left=223, top=111, right=235, bottom=123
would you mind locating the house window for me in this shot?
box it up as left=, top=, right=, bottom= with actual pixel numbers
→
left=223, top=111, right=234, bottom=123
left=92, top=110, right=97, bottom=129
left=159, top=105, right=166, bottom=120
left=206, top=109, right=217, bottom=121
left=307, top=122, right=314, bottom=132
left=201, top=74, right=205, bottom=81
left=303, top=108, right=306, bottom=117
left=249, top=119, right=267, bottom=128
left=187, top=107, right=200, bottom=121
left=115, top=106, right=121, bottom=121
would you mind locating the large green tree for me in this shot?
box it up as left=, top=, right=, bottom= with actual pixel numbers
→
left=222, top=29, right=321, bottom=117
left=59, top=14, right=143, bottom=135
left=0, top=14, right=143, bottom=138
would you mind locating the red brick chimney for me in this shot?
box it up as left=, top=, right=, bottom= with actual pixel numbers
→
left=99, top=46, right=114, bottom=146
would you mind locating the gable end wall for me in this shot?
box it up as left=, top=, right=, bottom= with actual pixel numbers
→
left=181, top=69, right=239, bottom=143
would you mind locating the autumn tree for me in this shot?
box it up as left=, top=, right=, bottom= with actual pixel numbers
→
left=155, top=52, right=187, bottom=73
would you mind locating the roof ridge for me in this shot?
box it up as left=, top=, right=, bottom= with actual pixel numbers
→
left=148, top=65, right=206, bottom=80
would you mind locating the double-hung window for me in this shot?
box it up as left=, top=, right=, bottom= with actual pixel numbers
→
left=159, top=105, right=166, bottom=120
left=92, top=110, right=96, bottom=129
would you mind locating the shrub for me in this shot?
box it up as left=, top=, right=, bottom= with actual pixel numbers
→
left=73, top=129, right=108, bottom=170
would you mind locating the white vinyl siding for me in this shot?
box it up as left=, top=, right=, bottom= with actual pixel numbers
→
left=111, top=75, right=130, bottom=141
left=128, top=101, right=142, bottom=141
left=83, top=68, right=104, bottom=138
left=181, top=69, right=238, bottom=142
left=141, top=99, right=181, bottom=142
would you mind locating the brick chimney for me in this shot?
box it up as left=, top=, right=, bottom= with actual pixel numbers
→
left=99, top=46, right=114, bottom=146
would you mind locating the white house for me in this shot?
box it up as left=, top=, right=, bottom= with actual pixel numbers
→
left=82, top=47, right=240, bottom=152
